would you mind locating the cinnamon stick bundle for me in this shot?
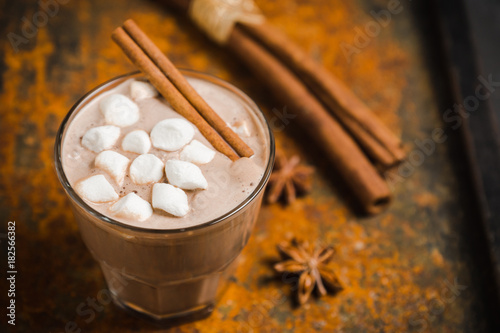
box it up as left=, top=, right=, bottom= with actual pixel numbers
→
left=162, top=0, right=399, bottom=213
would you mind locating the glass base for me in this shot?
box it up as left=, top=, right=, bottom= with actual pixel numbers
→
left=111, top=292, right=214, bottom=326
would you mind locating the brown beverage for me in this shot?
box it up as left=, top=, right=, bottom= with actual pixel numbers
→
left=55, top=71, right=274, bottom=322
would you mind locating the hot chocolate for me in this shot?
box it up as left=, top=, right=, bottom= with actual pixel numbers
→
left=55, top=71, right=274, bottom=321
left=62, top=75, right=268, bottom=229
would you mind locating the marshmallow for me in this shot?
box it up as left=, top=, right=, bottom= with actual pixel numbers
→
left=152, top=183, right=189, bottom=217
left=95, top=150, right=130, bottom=185
left=100, top=93, right=139, bottom=127
left=129, top=154, right=164, bottom=185
left=165, top=159, right=208, bottom=190
left=110, top=193, right=153, bottom=222
left=82, top=126, right=120, bottom=153
left=122, top=130, right=151, bottom=154
left=180, top=140, right=216, bottom=164
left=231, top=121, right=251, bottom=137
left=75, top=174, right=118, bottom=203
left=150, top=118, right=195, bottom=151
left=130, top=80, right=158, bottom=100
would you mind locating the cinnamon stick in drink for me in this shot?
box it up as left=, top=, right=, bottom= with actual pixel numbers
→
left=111, top=27, right=240, bottom=161
left=122, top=19, right=254, bottom=158
left=228, top=28, right=391, bottom=214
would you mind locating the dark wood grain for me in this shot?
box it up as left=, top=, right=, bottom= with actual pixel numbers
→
left=434, top=0, right=500, bottom=329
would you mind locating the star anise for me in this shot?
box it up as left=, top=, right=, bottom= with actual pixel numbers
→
left=274, top=238, right=343, bottom=305
left=267, top=152, right=314, bottom=204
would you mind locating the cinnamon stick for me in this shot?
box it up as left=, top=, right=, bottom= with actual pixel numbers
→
left=239, top=22, right=405, bottom=169
left=111, top=26, right=240, bottom=161
left=122, top=19, right=254, bottom=158
left=228, top=28, right=391, bottom=214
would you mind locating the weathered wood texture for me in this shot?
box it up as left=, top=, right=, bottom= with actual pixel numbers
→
left=0, top=0, right=494, bottom=331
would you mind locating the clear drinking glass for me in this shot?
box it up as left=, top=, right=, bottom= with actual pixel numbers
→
left=54, top=71, right=275, bottom=324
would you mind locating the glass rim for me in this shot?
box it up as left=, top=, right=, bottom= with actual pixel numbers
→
left=54, top=70, right=275, bottom=234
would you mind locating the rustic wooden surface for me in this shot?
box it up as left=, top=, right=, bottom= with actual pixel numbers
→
left=0, top=0, right=494, bottom=331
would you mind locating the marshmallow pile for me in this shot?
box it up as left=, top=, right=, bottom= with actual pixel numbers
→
left=75, top=80, right=218, bottom=221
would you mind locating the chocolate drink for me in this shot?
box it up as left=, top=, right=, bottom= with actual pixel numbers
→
left=55, top=71, right=274, bottom=322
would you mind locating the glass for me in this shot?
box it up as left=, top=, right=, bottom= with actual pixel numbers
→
left=54, top=71, right=275, bottom=324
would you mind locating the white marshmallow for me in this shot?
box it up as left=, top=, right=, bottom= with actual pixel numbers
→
left=122, top=130, right=151, bottom=154
left=150, top=118, right=195, bottom=151
left=165, top=159, right=208, bottom=190
left=179, top=140, right=216, bottom=164
left=110, top=193, right=153, bottom=222
left=100, top=93, right=139, bottom=127
left=152, top=183, right=189, bottom=217
left=75, top=174, right=118, bottom=203
left=129, top=154, right=164, bottom=185
left=95, top=150, right=130, bottom=185
left=130, top=80, right=158, bottom=100
left=230, top=121, right=251, bottom=137
left=82, top=126, right=120, bottom=153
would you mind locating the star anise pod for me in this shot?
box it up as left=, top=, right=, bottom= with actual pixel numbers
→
left=274, top=238, right=343, bottom=305
left=267, top=152, right=314, bottom=204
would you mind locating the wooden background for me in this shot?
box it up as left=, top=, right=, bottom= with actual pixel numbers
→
left=0, top=0, right=495, bottom=331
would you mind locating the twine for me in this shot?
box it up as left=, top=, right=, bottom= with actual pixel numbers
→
left=189, top=0, right=265, bottom=44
